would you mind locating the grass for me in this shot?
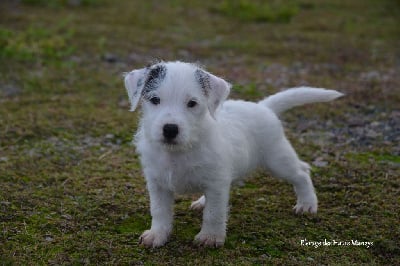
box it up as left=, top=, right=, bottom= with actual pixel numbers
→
left=213, top=0, right=299, bottom=23
left=1, top=0, right=399, bottom=264
left=0, top=23, right=74, bottom=61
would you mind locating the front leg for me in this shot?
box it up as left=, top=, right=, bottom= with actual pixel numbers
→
left=139, top=179, right=174, bottom=248
left=194, top=184, right=230, bottom=247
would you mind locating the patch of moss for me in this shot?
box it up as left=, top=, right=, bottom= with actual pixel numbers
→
left=346, top=152, right=400, bottom=164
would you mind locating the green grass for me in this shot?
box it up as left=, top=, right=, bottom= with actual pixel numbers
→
left=213, top=0, right=299, bottom=23
left=0, top=22, right=75, bottom=61
left=1, top=0, right=399, bottom=264
left=346, top=152, right=400, bottom=164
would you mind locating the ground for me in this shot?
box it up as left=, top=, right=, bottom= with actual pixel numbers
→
left=0, top=0, right=399, bottom=265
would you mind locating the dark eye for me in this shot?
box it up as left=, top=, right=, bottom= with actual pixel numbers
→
left=187, top=100, right=197, bottom=108
left=149, top=96, right=160, bottom=105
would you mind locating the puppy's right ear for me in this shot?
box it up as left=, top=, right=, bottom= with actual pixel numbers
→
left=124, top=68, right=147, bottom=111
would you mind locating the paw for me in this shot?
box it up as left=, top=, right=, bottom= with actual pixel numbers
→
left=194, top=232, right=225, bottom=248
left=139, top=229, right=170, bottom=248
left=190, top=195, right=205, bottom=212
left=293, top=195, right=318, bottom=214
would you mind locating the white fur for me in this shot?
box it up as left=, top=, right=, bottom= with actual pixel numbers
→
left=124, top=61, right=343, bottom=248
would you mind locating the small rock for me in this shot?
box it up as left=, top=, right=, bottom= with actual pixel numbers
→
left=365, top=129, right=380, bottom=138
left=105, top=134, right=115, bottom=140
left=313, top=157, right=328, bottom=167
left=45, top=235, right=54, bottom=242
left=101, top=53, right=118, bottom=63
left=0, top=157, right=8, bottom=162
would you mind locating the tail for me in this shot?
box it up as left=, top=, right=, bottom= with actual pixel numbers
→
left=259, top=87, right=344, bottom=115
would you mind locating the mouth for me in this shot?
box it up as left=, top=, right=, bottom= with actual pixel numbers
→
left=161, top=139, right=180, bottom=150
left=161, top=139, right=192, bottom=152
left=162, top=141, right=181, bottom=152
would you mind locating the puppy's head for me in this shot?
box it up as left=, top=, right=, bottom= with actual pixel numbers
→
left=124, top=61, right=231, bottom=151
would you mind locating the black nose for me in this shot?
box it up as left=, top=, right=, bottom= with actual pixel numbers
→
left=163, top=124, right=179, bottom=140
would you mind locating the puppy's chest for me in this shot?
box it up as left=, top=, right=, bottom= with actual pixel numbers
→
left=150, top=155, right=207, bottom=194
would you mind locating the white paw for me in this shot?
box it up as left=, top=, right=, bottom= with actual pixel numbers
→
left=190, top=195, right=205, bottom=212
left=293, top=194, right=318, bottom=214
left=194, top=232, right=225, bottom=248
left=139, top=229, right=170, bottom=248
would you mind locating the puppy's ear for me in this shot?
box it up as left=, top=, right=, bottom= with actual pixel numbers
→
left=207, top=74, right=231, bottom=118
left=124, top=68, right=147, bottom=111
left=195, top=69, right=231, bottom=119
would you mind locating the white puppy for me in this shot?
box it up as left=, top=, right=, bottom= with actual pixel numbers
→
left=124, top=61, right=343, bottom=248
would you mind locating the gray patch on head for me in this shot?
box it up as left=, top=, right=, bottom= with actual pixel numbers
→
left=142, top=64, right=167, bottom=98
left=194, top=69, right=211, bottom=97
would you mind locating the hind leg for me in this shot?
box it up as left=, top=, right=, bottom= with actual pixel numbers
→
left=263, top=136, right=317, bottom=214
left=190, top=195, right=205, bottom=212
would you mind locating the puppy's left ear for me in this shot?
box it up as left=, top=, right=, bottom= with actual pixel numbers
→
left=124, top=68, right=147, bottom=111
left=196, top=69, right=231, bottom=119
